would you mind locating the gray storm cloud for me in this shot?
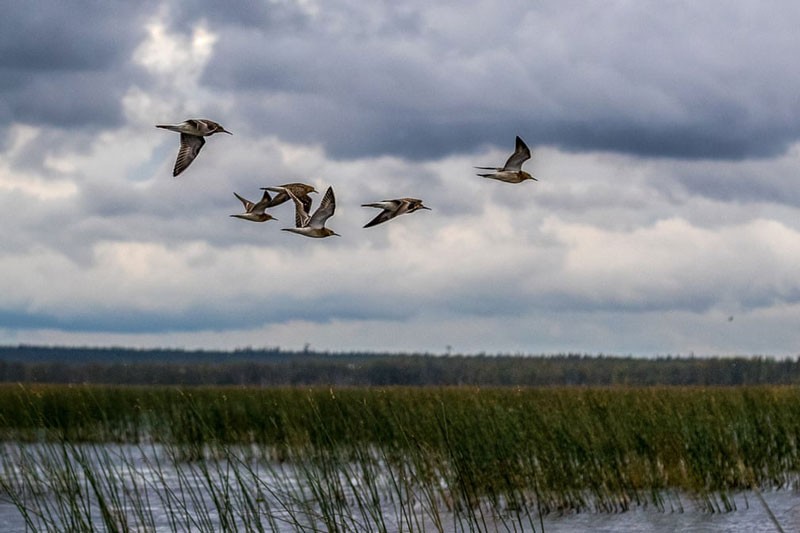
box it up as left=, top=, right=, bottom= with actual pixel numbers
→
left=189, top=1, right=800, bottom=160
left=0, top=2, right=156, bottom=131
left=3, top=2, right=800, bottom=159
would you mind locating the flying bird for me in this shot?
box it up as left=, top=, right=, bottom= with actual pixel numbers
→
left=156, top=119, right=232, bottom=177
left=230, top=189, right=277, bottom=222
left=362, top=198, right=430, bottom=228
left=279, top=186, right=340, bottom=238
left=261, top=182, right=318, bottom=214
left=475, top=136, right=537, bottom=183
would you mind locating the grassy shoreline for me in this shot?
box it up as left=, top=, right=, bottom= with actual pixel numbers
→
left=0, top=385, right=798, bottom=530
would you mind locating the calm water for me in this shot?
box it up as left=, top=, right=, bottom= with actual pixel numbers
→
left=0, top=443, right=797, bottom=532
left=4, top=495, right=796, bottom=532
left=540, top=491, right=799, bottom=533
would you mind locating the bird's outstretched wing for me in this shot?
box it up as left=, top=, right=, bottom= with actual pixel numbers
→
left=251, top=189, right=272, bottom=212
left=174, top=134, right=205, bottom=177
left=283, top=188, right=311, bottom=228
left=363, top=210, right=394, bottom=228
left=309, top=187, right=336, bottom=228
left=233, top=192, right=253, bottom=211
left=503, top=136, right=531, bottom=171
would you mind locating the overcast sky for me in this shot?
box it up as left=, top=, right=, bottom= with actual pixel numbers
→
left=2, top=1, right=800, bottom=356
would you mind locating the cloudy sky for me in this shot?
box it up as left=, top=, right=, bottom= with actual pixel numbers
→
left=2, top=1, right=800, bottom=356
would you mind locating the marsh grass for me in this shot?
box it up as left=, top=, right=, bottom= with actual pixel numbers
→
left=0, top=385, right=798, bottom=531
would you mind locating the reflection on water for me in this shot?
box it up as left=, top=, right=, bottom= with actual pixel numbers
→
left=0, top=442, right=797, bottom=532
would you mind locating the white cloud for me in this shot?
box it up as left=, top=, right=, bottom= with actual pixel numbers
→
left=0, top=125, right=78, bottom=200
left=544, top=216, right=800, bottom=311
left=133, top=16, right=217, bottom=82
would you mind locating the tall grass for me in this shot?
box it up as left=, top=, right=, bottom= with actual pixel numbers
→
left=0, top=385, right=798, bottom=531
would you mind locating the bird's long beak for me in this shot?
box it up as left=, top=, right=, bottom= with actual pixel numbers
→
left=222, top=128, right=233, bottom=135
left=422, top=206, right=432, bottom=210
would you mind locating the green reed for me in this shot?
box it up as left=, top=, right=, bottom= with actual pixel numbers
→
left=0, top=384, right=798, bottom=531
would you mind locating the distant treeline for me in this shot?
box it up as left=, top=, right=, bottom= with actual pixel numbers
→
left=1, top=345, right=798, bottom=386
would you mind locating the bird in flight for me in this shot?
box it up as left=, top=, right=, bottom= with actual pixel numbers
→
left=475, top=136, right=537, bottom=183
left=279, top=185, right=340, bottom=238
left=261, top=182, right=318, bottom=214
left=156, top=119, right=232, bottom=177
left=362, top=198, right=430, bottom=228
left=230, top=189, right=277, bottom=222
